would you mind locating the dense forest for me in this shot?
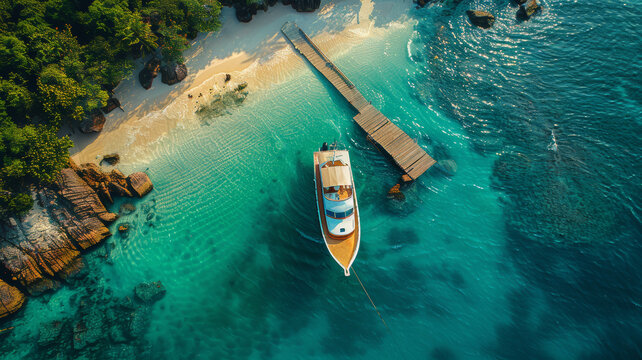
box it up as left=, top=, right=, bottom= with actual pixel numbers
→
left=0, top=0, right=227, bottom=217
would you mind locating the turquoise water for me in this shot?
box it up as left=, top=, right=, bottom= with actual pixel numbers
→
left=3, top=1, right=642, bottom=359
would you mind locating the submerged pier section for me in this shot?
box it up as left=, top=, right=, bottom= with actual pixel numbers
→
left=281, top=22, right=436, bottom=180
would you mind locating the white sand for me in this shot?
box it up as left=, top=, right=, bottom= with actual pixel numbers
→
left=69, top=0, right=414, bottom=165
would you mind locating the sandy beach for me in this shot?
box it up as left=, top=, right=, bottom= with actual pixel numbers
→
left=69, top=0, right=414, bottom=165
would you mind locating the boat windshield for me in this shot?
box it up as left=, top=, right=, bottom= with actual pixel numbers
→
left=325, top=208, right=354, bottom=219
left=323, top=185, right=353, bottom=201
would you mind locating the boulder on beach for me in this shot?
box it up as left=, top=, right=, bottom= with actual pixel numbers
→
left=127, top=172, right=153, bottom=197
left=80, top=109, right=106, bottom=133
left=134, top=281, right=166, bottom=304
left=160, top=63, right=188, bottom=85
left=517, top=0, right=542, bottom=20
left=290, top=0, right=321, bottom=12
left=138, top=58, right=161, bottom=90
left=101, top=153, right=120, bottom=166
left=101, top=97, right=121, bottom=114
left=0, top=278, right=25, bottom=319
left=466, top=10, right=495, bottom=29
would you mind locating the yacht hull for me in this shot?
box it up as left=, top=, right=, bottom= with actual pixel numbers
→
left=314, top=151, right=361, bottom=276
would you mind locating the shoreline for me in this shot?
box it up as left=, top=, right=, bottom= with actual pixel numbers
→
left=69, top=0, right=414, bottom=165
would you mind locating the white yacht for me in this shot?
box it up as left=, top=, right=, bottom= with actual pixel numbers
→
left=313, top=143, right=360, bottom=276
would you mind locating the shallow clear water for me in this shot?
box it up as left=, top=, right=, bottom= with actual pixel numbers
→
left=3, top=1, right=641, bottom=359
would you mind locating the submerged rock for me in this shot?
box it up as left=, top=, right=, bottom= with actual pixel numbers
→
left=138, top=58, right=161, bottom=90
left=80, top=109, right=106, bottom=133
left=466, top=10, right=495, bottom=29
left=517, top=0, right=541, bottom=20
left=437, top=159, right=458, bottom=176
left=134, top=281, right=166, bottom=304
left=415, top=0, right=429, bottom=7
left=387, top=184, right=406, bottom=201
left=127, top=172, right=153, bottom=197
left=0, top=279, right=25, bottom=319
left=38, top=320, right=67, bottom=347
left=118, top=224, right=130, bottom=237
left=119, top=203, right=136, bottom=215
left=160, top=63, right=188, bottom=85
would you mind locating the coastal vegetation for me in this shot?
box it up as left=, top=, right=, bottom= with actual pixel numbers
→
left=0, top=0, right=223, bottom=217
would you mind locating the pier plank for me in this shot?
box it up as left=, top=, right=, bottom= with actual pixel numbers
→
left=282, top=22, right=435, bottom=180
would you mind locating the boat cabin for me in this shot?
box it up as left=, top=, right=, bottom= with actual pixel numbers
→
left=319, top=156, right=355, bottom=234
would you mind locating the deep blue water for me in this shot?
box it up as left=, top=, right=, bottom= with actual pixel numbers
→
left=1, top=0, right=641, bottom=359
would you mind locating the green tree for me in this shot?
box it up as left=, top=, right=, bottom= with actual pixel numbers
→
left=0, top=80, right=33, bottom=120
left=0, top=35, right=32, bottom=76
left=157, top=25, right=189, bottom=63
left=116, top=13, right=158, bottom=56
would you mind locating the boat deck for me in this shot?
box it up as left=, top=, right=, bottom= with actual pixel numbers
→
left=314, top=152, right=359, bottom=271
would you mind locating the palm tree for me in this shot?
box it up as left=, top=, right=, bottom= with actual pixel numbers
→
left=118, top=15, right=158, bottom=57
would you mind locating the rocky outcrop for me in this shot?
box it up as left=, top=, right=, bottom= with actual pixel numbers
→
left=138, top=58, right=161, bottom=90
left=517, top=0, right=541, bottom=20
left=127, top=172, right=153, bottom=197
left=76, top=163, right=142, bottom=203
left=133, top=281, right=166, bottom=304
left=30, top=273, right=161, bottom=359
left=101, top=97, right=121, bottom=114
left=160, top=63, right=188, bottom=85
left=80, top=109, right=106, bottom=133
left=466, top=10, right=495, bottom=29
left=0, top=160, right=154, bottom=321
left=0, top=279, right=25, bottom=319
left=1, top=196, right=83, bottom=294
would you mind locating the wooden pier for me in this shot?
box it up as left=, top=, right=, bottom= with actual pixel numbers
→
left=281, top=22, right=436, bottom=180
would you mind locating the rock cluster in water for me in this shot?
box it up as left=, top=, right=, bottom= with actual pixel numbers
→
left=516, top=0, right=542, bottom=21
left=24, top=272, right=164, bottom=359
left=466, top=10, right=495, bottom=29
left=0, top=159, right=153, bottom=320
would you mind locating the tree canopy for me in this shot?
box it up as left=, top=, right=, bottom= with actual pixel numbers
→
left=0, top=0, right=223, bottom=218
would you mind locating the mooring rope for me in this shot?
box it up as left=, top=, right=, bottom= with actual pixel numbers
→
left=353, top=267, right=389, bottom=329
